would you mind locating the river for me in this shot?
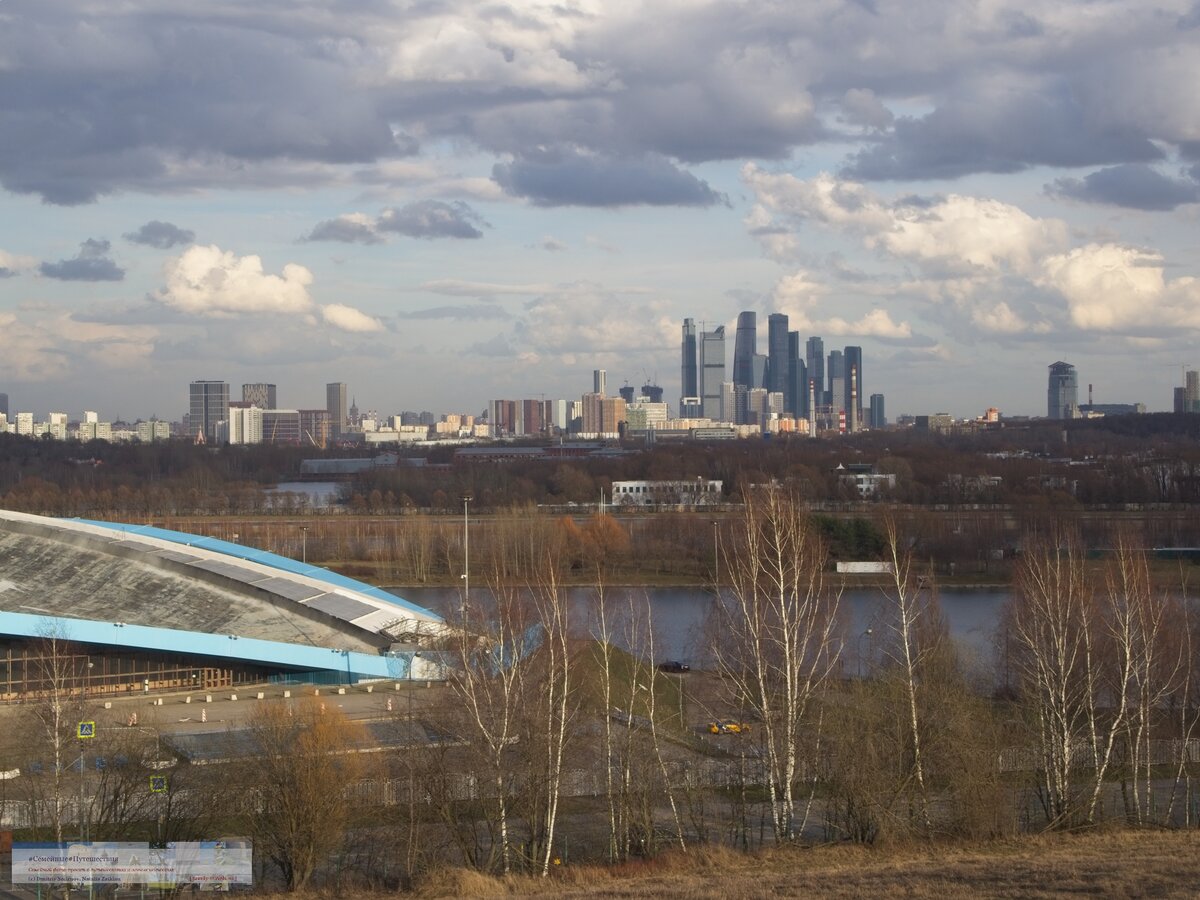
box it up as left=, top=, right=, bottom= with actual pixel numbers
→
left=390, top=585, right=1010, bottom=677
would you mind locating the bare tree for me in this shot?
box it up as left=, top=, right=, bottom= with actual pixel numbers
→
left=713, top=485, right=842, bottom=842
left=237, top=696, right=371, bottom=891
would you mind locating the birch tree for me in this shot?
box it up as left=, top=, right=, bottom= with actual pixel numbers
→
left=713, top=484, right=842, bottom=842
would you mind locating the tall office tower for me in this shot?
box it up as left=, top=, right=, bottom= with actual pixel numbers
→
left=188, top=380, right=229, bottom=442
left=242, top=383, right=276, bottom=410
left=752, top=354, right=768, bottom=389
left=326, top=382, right=347, bottom=439
left=786, top=332, right=805, bottom=416
left=844, top=346, right=863, bottom=423
left=767, top=314, right=789, bottom=395
left=1047, top=361, right=1078, bottom=419
left=700, top=325, right=726, bottom=420
left=618, top=385, right=636, bottom=404
left=869, top=394, right=886, bottom=429
left=733, top=311, right=757, bottom=388
left=827, top=350, right=845, bottom=412
left=593, top=369, right=607, bottom=396
left=681, top=318, right=698, bottom=413
left=806, top=337, right=825, bottom=403
left=0, top=393, right=7, bottom=417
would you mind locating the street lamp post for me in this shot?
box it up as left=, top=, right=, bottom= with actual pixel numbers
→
left=460, top=494, right=472, bottom=606
left=299, top=526, right=309, bottom=565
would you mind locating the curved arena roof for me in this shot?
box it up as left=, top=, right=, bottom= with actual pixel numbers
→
left=0, top=510, right=443, bottom=681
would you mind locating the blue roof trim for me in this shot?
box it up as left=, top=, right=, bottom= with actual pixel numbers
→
left=0, top=611, right=411, bottom=681
left=72, top=519, right=440, bottom=623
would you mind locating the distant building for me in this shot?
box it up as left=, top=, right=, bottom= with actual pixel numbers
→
left=1176, top=370, right=1200, bottom=413
left=612, top=478, right=722, bottom=507
left=593, top=369, right=607, bottom=396
left=681, top=318, right=698, bottom=414
left=189, top=380, right=229, bottom=442
left=1080, top=403, right=1146, bottom=417
left=0, top=393, right=7, bottom=417
left=242, top=383, right=277, bottom=410
left=262, top=409, right=301, bottom=444
left=299, top=409, right=331, bottom=446
left=733, top=311, right=757, bottom=389
left=1047, top=361, right=1078, bottom=419
left=869, top=394, right=886, bottom=429
left=700, top=325, right=726, bottom=420
left=806, top=336, right=825, bottom=402
left=326, top=382, right=347, bottom=439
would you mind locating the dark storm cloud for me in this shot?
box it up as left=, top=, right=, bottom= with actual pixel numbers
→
left=0, top=0, right=1195, bottom=206
left=0, top=4, right=403, bottom=204
left=39, top=239, right=125, bottom=282
left=1048, top=165, right=1200, bottom=211
left=376, top=201, right=486, bottom=239
left=493, top=148, right=726, bottom=207
left=843, top=87, right=1163, bottom=181
left=124, top=221, right=195, bottom=249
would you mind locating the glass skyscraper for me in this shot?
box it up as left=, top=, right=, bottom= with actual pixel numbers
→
left=1047, top=361, right=1078, bottom=419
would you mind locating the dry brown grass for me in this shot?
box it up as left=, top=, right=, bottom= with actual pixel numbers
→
left=253, top=830, right=1200, bottom=898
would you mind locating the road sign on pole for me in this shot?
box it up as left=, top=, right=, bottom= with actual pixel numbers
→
left=149, top=775, right=168, bottom=793
left=77, top=721, right=96, bottom=739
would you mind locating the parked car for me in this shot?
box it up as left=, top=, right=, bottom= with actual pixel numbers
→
left=657, top=660, right=690, bottom=673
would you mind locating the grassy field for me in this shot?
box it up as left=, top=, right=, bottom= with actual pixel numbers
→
left=264, top=829, right=1200, bottom=898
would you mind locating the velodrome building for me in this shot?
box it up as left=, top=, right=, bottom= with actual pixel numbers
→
left=0, top=510, right=445, bottom=698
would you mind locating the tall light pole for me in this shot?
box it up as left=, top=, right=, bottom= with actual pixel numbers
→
left=299, top=525, right=309, bottom=565
left=460, top=494, right=472, bottom=607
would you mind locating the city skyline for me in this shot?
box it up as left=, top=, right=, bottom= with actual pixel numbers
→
left=2, top=2, right=1200, bottom=419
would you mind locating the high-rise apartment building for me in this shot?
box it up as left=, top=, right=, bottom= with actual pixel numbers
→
left=0, top=393, right=7, bottom=417
left=1047, top=362, right=1078, bottom=419
left=733, top=311, right=757, bottom=388
left=593, top=369, right=607, bottom=396
left=189, top=380, right=229, bottom=442
left=680, top=319, right=698, bottom=413
left=326, top=382, right=347, bottom=439
left=242, top=383, right=277, bottom=410
left=1183, top=370, right=1200, bottom=414
left=767, top=314, right=789, bottom=396
left=700, top=326, right=726, bottom=420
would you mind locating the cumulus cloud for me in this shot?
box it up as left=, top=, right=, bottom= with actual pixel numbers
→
left=319, top=303, right=385, bottom=333
left=156, top=245, right=314, bottom=317
left=1039, top=244, right=1200, bottom=332
left=838, top=89, right=894, bottom=131
left=770, top=270, right=913, bottom=340
left=123, top=220, right=195, bottom=249
left=493, top=148, right=726, bottom=207
left=303, top=202, right=486, bottom=243
left=152, top=244, right=381, bottom=334
left=746, top=164, right=1200, bottom=340
left=0, top=249, right=37, bottom=278
left=39, top=239, right=125, bottom=282
left=745, top=166, right=1069, bottom=276
left=1048, top=164, right=1200, bottom=211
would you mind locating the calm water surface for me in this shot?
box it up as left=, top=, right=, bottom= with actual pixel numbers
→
left=393, top=585, right=1009, bottom=672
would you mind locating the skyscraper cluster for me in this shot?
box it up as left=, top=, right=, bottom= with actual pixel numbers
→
left=681, top=312, right=876, bottom=432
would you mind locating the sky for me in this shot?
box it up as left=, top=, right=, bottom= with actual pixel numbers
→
left=2, top=0, right=1200, bottom=422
